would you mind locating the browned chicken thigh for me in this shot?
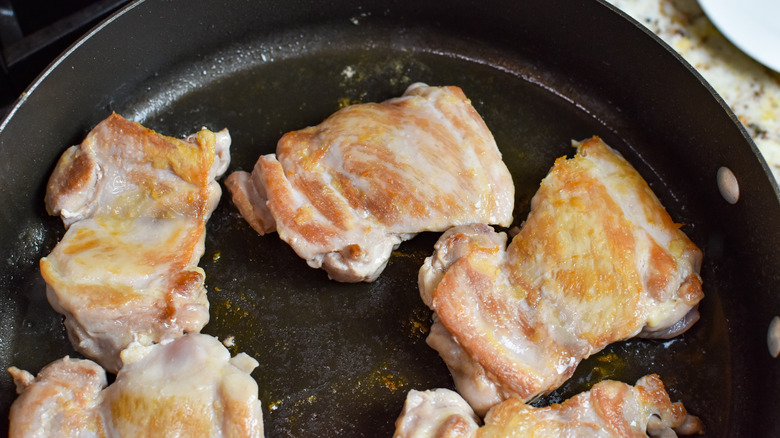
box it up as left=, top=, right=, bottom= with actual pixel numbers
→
left=226, top=83, right=514, bottom=282
left=394, top=375, right=702, bottom=437
left=40, top=114, right=231, bottom=372
left=8, top=334, right=263, bottom=438
left=419, top=137, right=704, bottom=414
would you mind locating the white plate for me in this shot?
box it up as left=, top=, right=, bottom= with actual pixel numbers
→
left=699, top=0, right=780, bottom=73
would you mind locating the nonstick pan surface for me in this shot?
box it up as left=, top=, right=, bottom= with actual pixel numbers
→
left=1, top=0, right=778, bottom=436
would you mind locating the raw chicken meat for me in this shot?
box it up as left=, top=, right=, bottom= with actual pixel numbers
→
left=226, top=83, right=514, bottom=282
left=419, top=137, right=704, bottom=414
left=40, top=113, right=231, bottom=372
left=394, top=375, right=702, bottom=437
left=7, top=334, right=264, bottom=438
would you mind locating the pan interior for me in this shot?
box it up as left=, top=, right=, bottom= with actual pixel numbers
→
left=2, top=20, right=729, bottom=437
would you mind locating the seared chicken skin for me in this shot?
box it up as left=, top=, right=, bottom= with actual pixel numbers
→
left=419, top=137, right=704, bottom=414
left=40, top=114, right=231, bottom=372
left=394, top=375, right=702, bottom=437
left=226, top=83, right=514, bottom=282
left=8, top=334, right=263, bottom=438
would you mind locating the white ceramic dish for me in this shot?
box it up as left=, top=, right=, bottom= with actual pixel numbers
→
left=699, top=0, right=780, bottom=73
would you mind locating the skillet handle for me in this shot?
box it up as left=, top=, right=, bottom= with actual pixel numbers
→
left=0, top=0, right=131, bottom=73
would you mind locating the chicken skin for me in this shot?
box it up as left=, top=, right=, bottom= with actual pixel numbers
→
left=393, top=388, right=481, bottom=438
left=394, top=375, right=702, bottom=437
left=226, top=83, right=514, bottom=282
left=8, top=358, right=107, bottom=437
left=419, top=137, right=704, bottom=414
left=8, top=334, right=263, bottom=438
left=40, top=114, right=231, bottom=372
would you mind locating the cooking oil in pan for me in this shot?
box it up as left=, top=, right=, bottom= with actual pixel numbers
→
left=112, top=25, right=728, bottom=436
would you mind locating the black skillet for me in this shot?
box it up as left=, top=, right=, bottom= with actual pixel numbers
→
left=1, top=0, right=778, bottom=436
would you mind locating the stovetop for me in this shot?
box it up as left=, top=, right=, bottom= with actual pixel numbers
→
left=0, top=0, right=132, bottom=118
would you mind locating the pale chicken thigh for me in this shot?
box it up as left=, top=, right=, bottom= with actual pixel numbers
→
left=226, top=83, right=514, bottom=282
left=40, top=114, right=231, bottom=372
left=8, top=334, right=263, bottom=438
left=419, top=137, right=704, bottom=414
left=393, top=388, right=480, bottom=438
left=394, top=375, right=702, bottom=437
left=8, top=358, right=107, bottom=438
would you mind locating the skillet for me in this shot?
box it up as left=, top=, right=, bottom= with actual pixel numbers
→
left=0, top=0, right=778, bottom=436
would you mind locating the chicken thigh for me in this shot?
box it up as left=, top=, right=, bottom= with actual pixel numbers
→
left=394, top=375, right=702, bottom=437
left=393, top=388, right=480, bottom=438
left=8, top=334, right=263, bottom=438
left=419, top=137, right=704, bottom=414
left=226, top=83, right=514, bottom=282
left=40, top=113, right=231, bottom=372
left=8, top=358, right=107, bottom=437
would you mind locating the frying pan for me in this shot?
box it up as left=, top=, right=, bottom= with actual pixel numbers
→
left=0, top=0, right=778, bottom=436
